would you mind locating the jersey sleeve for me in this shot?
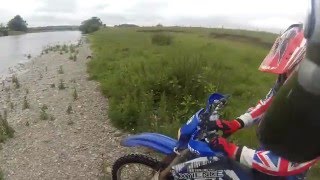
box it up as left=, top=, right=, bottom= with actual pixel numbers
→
left=237, top=146, right=317, bottom=176
left=237, top=89, right=274, bottom=127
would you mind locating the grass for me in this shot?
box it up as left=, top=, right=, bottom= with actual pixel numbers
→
left=88, top=27, right=319, bottom=178
left=0, top=110, right=14, bottom=142
left=151, top=33, right=173, bottom=46
left=40, top=105, right=48, bottom=120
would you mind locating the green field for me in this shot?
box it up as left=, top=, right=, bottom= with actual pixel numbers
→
left=88, top=27, right=319, bottom=179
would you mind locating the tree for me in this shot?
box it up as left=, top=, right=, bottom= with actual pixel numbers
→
left=0, top=23, right=8, bottom=36
left=7, top=15, right=28, bottom=32
left=79, top=17, right=103, bottom=34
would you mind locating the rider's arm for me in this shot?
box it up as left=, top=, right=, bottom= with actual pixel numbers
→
left=237, top=74, right=286, bottom=127
left=237, top=91, right=274, bottom=127
left=236, top=146, right=317, bottom=176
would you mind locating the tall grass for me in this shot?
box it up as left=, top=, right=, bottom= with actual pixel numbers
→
left=88, top=28, right=275, bottom=142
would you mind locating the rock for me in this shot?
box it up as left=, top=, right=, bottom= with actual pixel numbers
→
left=106, top=167, right=112, bottom=174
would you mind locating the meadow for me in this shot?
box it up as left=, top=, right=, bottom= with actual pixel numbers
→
left=88, top=27, right=319, bottom=178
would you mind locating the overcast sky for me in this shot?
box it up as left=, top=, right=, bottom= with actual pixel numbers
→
left=0, top=0, right=309, bottom=32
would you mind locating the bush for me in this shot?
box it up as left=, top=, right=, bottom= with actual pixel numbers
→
left=79, top=17, right=103, bottom=34
left=151, top=33, right=173, bottom=46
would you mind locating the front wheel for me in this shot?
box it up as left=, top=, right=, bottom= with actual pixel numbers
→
left=112, top=154, right=162, bottom=180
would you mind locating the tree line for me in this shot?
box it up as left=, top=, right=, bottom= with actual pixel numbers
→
left=0, top=15, right=104, bottom=36
left=0, top=15, right=28, bottom=36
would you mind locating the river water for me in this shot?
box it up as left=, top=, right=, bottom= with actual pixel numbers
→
left=0, top=31, right=81, bottom=76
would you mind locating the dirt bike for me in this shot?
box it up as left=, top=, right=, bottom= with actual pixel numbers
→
left=112, top=93, right=283, bottom=180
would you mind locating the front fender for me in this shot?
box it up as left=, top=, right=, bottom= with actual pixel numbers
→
left=121, top=133, right=178, bottom=155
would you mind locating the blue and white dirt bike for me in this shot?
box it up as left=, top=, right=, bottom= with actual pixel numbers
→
left=112, top=93, right=275, bottom=180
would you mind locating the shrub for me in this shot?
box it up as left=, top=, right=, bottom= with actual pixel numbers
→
left=151, top=33, right=173, bottom=46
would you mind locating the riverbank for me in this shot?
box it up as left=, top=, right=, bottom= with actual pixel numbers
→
left=0, top=39, right=131, bottom=179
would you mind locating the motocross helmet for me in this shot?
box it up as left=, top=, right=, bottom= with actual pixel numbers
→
left=259, top=24, right=306, bottom=75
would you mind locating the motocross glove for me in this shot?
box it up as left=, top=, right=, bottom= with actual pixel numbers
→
left=210, top=137, right=242, bottom=161
left=209, top=119, right=244, bottom=136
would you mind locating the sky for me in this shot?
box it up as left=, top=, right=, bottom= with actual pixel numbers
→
left=0, top=0, right=309, bottom=32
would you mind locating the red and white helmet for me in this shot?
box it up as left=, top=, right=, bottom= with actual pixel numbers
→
left=259, top=24, right=307, bottom=75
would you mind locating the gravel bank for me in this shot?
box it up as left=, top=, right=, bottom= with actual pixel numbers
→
left=0, top=40, right=135, bottom=180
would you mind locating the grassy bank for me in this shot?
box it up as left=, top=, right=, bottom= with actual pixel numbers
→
left=88, top=27, right=275, bottom=142
left=88, top=27, right=319, bottom=178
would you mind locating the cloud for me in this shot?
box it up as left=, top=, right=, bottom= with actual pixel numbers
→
left=0, top=0, right=309, bottom=32
left=35, top=0, right=78, bottom=13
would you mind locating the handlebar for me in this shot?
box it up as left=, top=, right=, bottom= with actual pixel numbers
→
left=197, top=97, right=229, bottom=141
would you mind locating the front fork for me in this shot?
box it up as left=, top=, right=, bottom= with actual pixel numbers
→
left=155, top=149, right=191, bottom=180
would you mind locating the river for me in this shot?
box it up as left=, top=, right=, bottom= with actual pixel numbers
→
left=0, top=31, right=81, bottom=76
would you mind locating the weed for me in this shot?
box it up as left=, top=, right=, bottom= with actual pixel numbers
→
left=50, top=83, right=56, bottom=88
left=22, top=96, right=29, bottom=110
left=40, top=109, right=48, bottom=120
left=72, top=88, right=78, bottom=100
left=27, top=54, right=31, bottom=59
left=58, top=65, right=64, bottom=74
left=66, top=105, right=73, bottom=114
left=58, top=79, right=66, bottom=90
left=25, top=121, right=30, bottom=126
left=41, top=104, right=48, bottom=111
left=12, top=75, right=20, bottom=89
left=69, top=54, right=74, bottom=60
left=0, top=110, right=14, bottom=140
left=45, top=66, right=48, bottom=72
left=70, top=45, right=76, bottom=53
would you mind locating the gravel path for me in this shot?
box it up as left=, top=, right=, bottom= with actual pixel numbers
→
left=0, top=40, right=134, bottom=180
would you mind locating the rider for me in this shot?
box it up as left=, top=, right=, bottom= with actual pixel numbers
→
left=209, top=23, right=318, bottom=178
